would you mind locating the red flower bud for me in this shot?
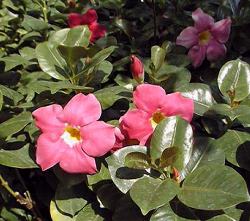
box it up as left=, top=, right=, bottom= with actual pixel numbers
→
left=130, top=55, right=144, bottom=83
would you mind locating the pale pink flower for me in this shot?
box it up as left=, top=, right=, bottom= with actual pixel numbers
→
left=120, top=84, right=194, bottom=145
left=32, top=94, right=116, bottom=174
left=176, top=8, right=231, bottom=68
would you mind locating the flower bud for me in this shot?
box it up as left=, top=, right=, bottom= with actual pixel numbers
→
left=130, top=55, right=144, bottom=84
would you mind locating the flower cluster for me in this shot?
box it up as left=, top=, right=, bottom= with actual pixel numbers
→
left=176, top=8, right=231, bottom=67
left=33, top=85, right=194, bottom=174
left=68, top=9, right=106, bottom=42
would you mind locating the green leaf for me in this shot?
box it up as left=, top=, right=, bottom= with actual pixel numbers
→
left=22, top=15, right=48, bottom=31
left=182, top=137, right=225, bottom=179
left=178, top=164, right=250, bottom=210
left=210, top=130, right=250, bottom=171
left=60, top=26, right=90, bottom=48
left=0, top=112, right=32, bottom=138
left=0, top=85, right=24, bottom=104
left=87, top=163, right=111, bottom=186
left=107, top=145, right=148, bottom=193
left=94, top=86, right=131, bottom=109
left=178, top=83, right=216, bottom=115
left=0, top=90, right=3, bottom=110
left=150, top=117, right=193, bottom=171
left=0, top=55, right=28, bottom=71
left=151, top=45, right=166, bottom=71
left=55, top=185, right=87, bottom=216
left=125, top=152, right=151, bottom=169
left=95, top=182, right=123, bottom=211
left=112, top=194, right=144, bottom=221
left=77, top=46, right=117, bottom=76
left=130, top=177, right=180, bottom=215
left=0, top=144, right=38, bottom=169
left=218, top=59, right=250, bottom=102
left=76, top=204, right=103, bottom=221
left=36, top=42, right=68, bottom=80
left=50, top=200, right=76, bottom=221
left=150, top=203, right=197, bottom=221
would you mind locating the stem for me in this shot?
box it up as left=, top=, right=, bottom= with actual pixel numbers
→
left=0, top=174, right=18, bottom=198
left=152, top=0, right=157, bottom=42
left=42, top=0, right=48, bottom=23
left=0, top=174, right=43, bottom=221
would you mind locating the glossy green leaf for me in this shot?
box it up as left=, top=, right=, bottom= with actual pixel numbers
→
left=22, top=15, right=48, bottom=31
left=0, top=85, right=24, bottom=104
left=151, top=45, right=166, bottom=71
left=60, top=26, right=90, bottom=48
left=55, top=185, right=87, bottom=216
left=96, top=182, right=123, bottom=211
left=150, top=117, right=193, bottom=171
left=76, top=204, right=103, bottom=221
left=36, top=42, right=68, bottom=80
left=112, top=194, right=144, bottom=221
left=178, top=164, right=250, bottom=210
left=107, top=145, right=148, bottom=193
left=130, top=177, right=180, bottom=215
left=125, top=152, right=151, bottom=169
left=150, top=203, right=197, bottom=221
left=0, top=54, right=28, bottom=71
left=50, top=200, right=76, bottom=221
left=87, top=163, right=111, bottom=186
left=218, top=59, right=250, bottom=102
left=178, top=83, right=216, bottom=115
left=94, top=86, right=131, bottom=109
left=181, top=137, right=225, bottom=180
left=0, top=112, right=32, bottom=138
left=77, top=46, right=117, bottom=76
left=0, top=144, right=38, bottom=169
left=210, top=130, right=250, bottom=171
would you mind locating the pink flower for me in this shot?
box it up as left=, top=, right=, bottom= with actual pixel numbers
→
left=68, top=9, right=106, bottom=43
left=130, top=55, right=144, bottom=83
left=32, top=94, right=116, bottom=174
left=120, top=84, right=194, bottom=145
left=176, top=8, right=231, bottom=68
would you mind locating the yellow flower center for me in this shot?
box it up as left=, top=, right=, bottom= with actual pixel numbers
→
left=199, top=30, right=211, bottom=45
left=150, top=111, right=165, bottom=129
left=61, top=125, right=81, bottom=147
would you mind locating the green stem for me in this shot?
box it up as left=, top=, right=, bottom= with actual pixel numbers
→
left=152, top=0, right=157, bottom=42
left=0, top=174, right=18, bottom=198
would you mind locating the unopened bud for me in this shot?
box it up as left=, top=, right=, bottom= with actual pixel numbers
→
left=130, top=55, right=144, bottom=84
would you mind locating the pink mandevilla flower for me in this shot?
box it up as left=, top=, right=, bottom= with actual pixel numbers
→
left=32, top=93, right=116, bottom=174
left=120, top=84, right=194, bottom=145
left=176, top=8, right=231, bottom=68
left=68, top=9, right=106, bottom=43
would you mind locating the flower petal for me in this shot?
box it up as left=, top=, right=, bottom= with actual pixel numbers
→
left=111, top=127, right=125, bottom=152
left=81, top=121, right=115, bottom=157
left=36, top=133, right=66, bottom=171
left=176, top=27, right=199, bottom=49
left=188, top=44, right=207, bottom=68
left=59, top=93, right=101, bottom=126
left=59, top=146, right=97, bottom=174
left=211, top=18, right=231, bottom=43
left=161, top=92, right=194, bottom=122
left=89, top=22, right=106, bottom=42
left=120, top=109, right=153, bottom=145
left=192, top=8, right=214, bottom=32
left=206, top=40, right=226, bottom=62
left=32, top=104, right=64, bottom=134
left=68, top=13, right=83, bottom=28
left=133, top=84, right=166, bottom=113
left=81, top=9, right=98, bottom=25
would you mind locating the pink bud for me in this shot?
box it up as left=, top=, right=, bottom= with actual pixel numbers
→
left=130, top=55, right=144, bottom=83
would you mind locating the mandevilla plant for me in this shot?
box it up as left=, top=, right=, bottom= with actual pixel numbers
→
left=0, top=1, right=250, bottom=221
